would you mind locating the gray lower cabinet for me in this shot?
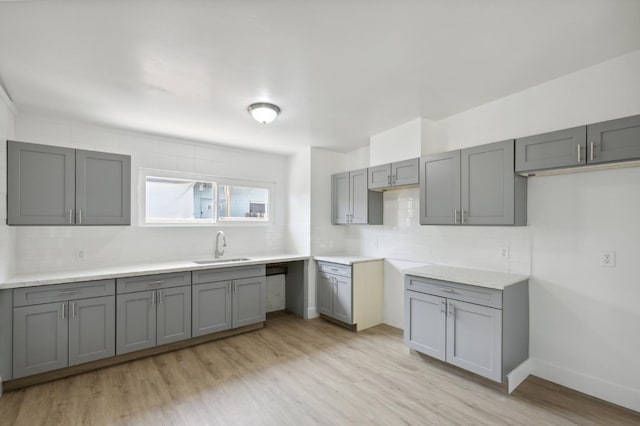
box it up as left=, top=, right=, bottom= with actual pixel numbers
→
left=13, top=302, right=68, bottom=378
left=420, top=140, right=526, bottom=226
left=515, top=114, right=640, bottom=173
left=192, top=265, right=267, bottom=337
left=317, top=273, right=334, bottom=317
left=116, top=286, right=191, bottom=355
left=404, top=275, right=528, bottom=383
left=331, top=169, right=383, bottom=225
left=192, top=281, right=232, bottom=336
left=68, top=296, right=116, bottom=366
left=13, top=280, right=117, bottom=378
left=318, top=268, right=353, bottom=324
left=368, top=158, right=419, bottom=190
left=7, top=140, right=131, bottom=226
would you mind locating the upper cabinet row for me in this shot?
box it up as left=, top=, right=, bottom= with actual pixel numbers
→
left=516, top=115, right=640, bottom=174
left=7, top=141, right=131, bottom=226
left=420, top=140, right=527, bottom=226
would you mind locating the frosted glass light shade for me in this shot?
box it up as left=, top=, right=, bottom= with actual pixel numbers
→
left=248, top=102, right=280, bottom=124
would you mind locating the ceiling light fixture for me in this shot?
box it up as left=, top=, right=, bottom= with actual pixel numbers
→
left=247, top=102, right=280, bottom=124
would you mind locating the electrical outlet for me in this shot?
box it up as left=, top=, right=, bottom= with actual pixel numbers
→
left=500, top=247, right=509, bottom=259
left=78, top=249, right=87, bottom=261
left=600, top=250, right=616, bottom=267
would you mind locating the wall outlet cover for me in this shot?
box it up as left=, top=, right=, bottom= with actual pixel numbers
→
left=600, top=250, right=616, bottom=267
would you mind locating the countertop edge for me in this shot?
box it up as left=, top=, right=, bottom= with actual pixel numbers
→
left=1, top=254, right=310, bottom=290
left=313, top=256, right=385, bottom=265
left=403, top=265, right=530, bottom=290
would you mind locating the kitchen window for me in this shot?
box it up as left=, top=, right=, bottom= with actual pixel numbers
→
left=141, top=170, right=272, bottom=225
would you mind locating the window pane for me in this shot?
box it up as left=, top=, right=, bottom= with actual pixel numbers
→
left=146, top=177, right=215, bottom=222
left=218, top=185, right=269, bottom=221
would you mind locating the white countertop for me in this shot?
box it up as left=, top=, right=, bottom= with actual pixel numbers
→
left=314, top=255, right=384, bottom=265
left=0, top=254, right=309, bottom=289
left=403, top=264, right=529, bottom=290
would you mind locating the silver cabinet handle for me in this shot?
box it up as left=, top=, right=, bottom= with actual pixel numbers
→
left=61, top=303, right=66, bottom=319
left=577, top=144, right=582, bottom=163
left=590, top=141, right=594, bottom=161
left=461, top=209, right=465, bottom=224
left=151, top=291, right=156, bottom=305
left=440, top=300, right=446, bottom=313
left=391, top=174, right=396, bottom=184
left=387, top=174, right=391, bottom=185
left=148, top=280, right=165, bottom=286
left=77, top=209, right=83, bottom=225
left=58, top=290, right=79, bottom=295
left=158, top=290, right=163, bottom=304
left=448, top=303, right=455, bottom=316
left=72, top=301, right=76, bottom=318
left=454, top=209, right=459, bottom=224
left=69, top=209, right=73, bottom=224
left=440, top=288, right=456, bottom=293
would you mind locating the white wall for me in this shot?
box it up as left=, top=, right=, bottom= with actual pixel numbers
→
left=286, top=147, right=311, bottom=255
left=370, top=118, right=421, bottom=165
left=0, top=88, right=17, bottom=282
left=348, top=49, right=640, bottom=411
left=13, top=114, right=290, bottom=273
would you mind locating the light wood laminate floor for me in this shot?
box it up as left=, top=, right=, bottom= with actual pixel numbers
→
left=1, top=313, right=638, bottom=425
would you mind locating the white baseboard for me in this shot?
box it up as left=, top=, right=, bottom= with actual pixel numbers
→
left=533, top=358, right=640, bottom=413
left=507, top=358, right=533, bottom=394
left=306, top=307, right=318, bottom=319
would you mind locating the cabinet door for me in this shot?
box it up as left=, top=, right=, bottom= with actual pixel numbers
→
left=404, top=291, right=446, bottom=361
left=13, top=302, right=68, bottom=378
left=461, top=140, right=515, bottom=225
left=331, top=172, right=350, bottom=224
left=68, top=296, right=115, bottom=366
left=116, top=291, right=156, bottom=355
left=157, top=286, right=191, bottom=345
left=192, top=281, right=231, bottom=336
left=446, top=300, right=502, bottom=382
left=76, top=150, right=131, bottom=225
left=391, top=158, right=419, bottom=187
left=232, top=276, right=266, bottom=328
left=7, top=141, right=76, bottom=225
left=368, top=164, right=391, bottom=189
left=333, top=274, right=353, bottom=324
left=587, top=115, right=640, bottom=164
left=349, top=168, right=369, bottom=224
left=317, top=273, right=334, bottom=317
left=515, top=126, right=586, bottom=172
left=420, top=151, right=460, bottom=225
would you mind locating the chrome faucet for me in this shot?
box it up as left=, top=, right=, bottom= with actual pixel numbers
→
left=214, top=231, right=227, bottom=259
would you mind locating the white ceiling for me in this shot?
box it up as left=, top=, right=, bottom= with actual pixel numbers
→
left=1, top=1, right=639, bottom=154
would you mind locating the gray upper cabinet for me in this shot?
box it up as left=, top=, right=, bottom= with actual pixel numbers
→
left=515, top=114, right=640, bottom=173
left=421, top=141, right=526, bottom=226
left=76, top=150, right=131, bottom=225
left=13, top=302, right=68, bottom=378
left=68, top=296, right=116, bottom=366
left=368, top=158, right=419, bottom=190
left=7, top=141, right=76, bottom=225
left=461, top=140, right=525, bottom=225
left=420, top=150, right=461, bottom=225
left=331, top=169, right=382, bottom=225
left=515, top=126, right=586, bottom=172
left=587, top=115, right=640, bottom=164
left=7, top=140, right=131, bottom=226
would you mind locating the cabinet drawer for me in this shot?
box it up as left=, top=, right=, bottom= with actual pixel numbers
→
left=117, top=271, right=191, bottom=294
left=192, top=264, right=266, bottom=284
left=405, top=275, right=502, bottom=309
left=317, top=262, right=351, bottom=278
left=14, top=279, right=115, bottom=307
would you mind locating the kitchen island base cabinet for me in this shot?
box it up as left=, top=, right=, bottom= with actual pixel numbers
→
left=404, top=275, right=528, bottom=383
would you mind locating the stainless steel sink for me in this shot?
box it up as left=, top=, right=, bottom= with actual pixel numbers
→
left=192, top=258, right=251, bottom=265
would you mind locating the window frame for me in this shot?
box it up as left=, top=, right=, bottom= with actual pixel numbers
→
left=139, top=169, right=275, bottom=227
